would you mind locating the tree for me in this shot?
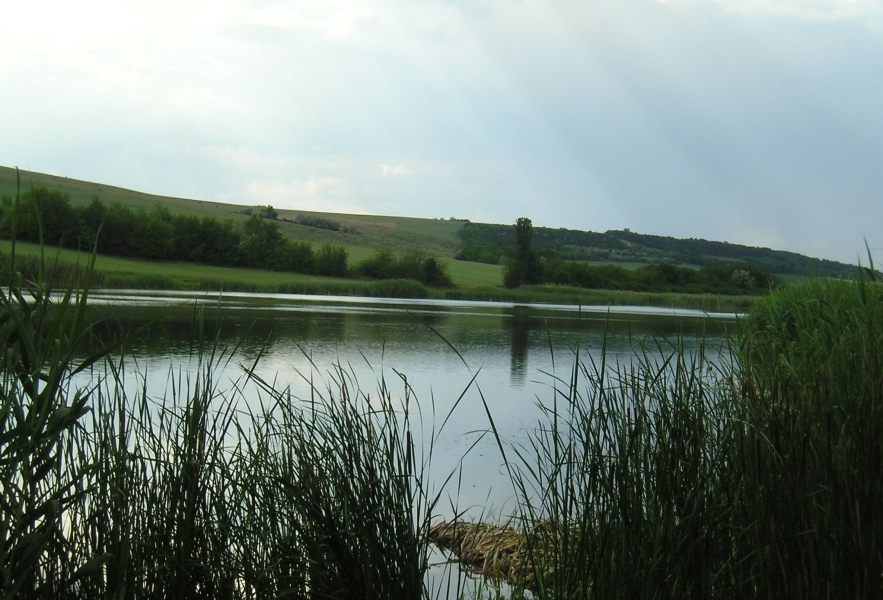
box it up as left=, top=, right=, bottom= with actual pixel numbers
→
left=514, top=217, right=533, bottom=263
left=240, top=214, right=285, bottom=268
left=15, top=188, right=76, bottom=246
left=316, top=244, right=349, bottom=277
left=503, top=217, right=542, bottom=288
left=260, top=205, right=279, bottom=220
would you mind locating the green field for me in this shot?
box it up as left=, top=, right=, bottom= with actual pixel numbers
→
left=0, top=239, right=498, bottom=289
left=1, top=240, right=761, bottom=311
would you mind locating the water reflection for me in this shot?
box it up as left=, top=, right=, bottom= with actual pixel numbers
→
left=507, top=306, right=531, bottom=386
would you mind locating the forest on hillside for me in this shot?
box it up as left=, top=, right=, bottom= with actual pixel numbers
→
left=455, top=222, right=853, bottom=277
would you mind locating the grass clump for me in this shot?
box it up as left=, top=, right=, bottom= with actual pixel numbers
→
left=733, top=273, right=883, bottom=595
left=247, top=365, right=442, bottom=599
left=478, top=271, right=883, bottom=598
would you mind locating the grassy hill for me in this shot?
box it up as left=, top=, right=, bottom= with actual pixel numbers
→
left=0, top=165, right=856, bottom=286
left=0, top=167, right=465, bottom=264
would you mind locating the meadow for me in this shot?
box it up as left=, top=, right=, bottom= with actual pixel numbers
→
left=1, top=240, right=759, bottom=312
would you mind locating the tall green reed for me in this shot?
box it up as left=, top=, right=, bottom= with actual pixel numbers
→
left=0, top=168, right=456, bottom=599
left=734, top=272, right=883, bottom=596
left=0, top=168, right=112, bottom=598
left=492, top=272, right=883, bottom=599
left=246, top=362, right=447, bottom=599
left=506, top=335, right=740, bottom=599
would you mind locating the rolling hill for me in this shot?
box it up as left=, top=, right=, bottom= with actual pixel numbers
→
left=0, top=165, right=855, bottom=278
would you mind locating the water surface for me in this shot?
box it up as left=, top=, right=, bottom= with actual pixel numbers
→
left=84, top=290, right=738, bottom=515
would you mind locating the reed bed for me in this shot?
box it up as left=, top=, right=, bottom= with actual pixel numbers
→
left=1, top=340, right=448, bottom=598
left=1, top=303, right=447, bottom=598
left=481, top=269, right=883, bottom=598
left=0, top=184, right=451, bottom=598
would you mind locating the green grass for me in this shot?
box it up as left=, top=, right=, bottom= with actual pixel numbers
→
left=0, top=240, right=761, bottom=310
left=481, top=274, right=883, bottom=599
left=445, top=260, right=503, bottom=287
left=0, top=239, right=358, bottom=286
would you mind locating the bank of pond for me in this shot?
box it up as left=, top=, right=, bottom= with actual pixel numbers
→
left=5, top=245, right=761, bottom=314
left=3, top=186, right=782, bottom=303
left=2, top=248, right=882, bottom=598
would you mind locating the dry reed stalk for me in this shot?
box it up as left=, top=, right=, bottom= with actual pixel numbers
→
left=428, top=521, right=538, bottom=591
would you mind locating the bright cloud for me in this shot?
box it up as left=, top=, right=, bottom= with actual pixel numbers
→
left=655, top=0, right=880, bottom=20
left=243, top=177, right=361, bottom=211
left=380, top=164, right=410, bottom=178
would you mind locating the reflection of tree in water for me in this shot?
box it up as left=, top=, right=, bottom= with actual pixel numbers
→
left=312, top=312, right=346, bottom=340
left=508, top=306, right=531, bottom=386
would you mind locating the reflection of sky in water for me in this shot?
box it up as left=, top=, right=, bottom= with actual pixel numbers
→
left=77, top=292, right=737, bottom=518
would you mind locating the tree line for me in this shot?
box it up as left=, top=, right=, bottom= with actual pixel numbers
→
left=0, top=187, right=451, bottom=286
left=504, top=218, right=777, bottom=295
left=457, top=220, right=853, bottom=277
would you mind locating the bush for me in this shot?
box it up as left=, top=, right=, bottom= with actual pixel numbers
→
left=315, top=244, right=349, bottom=277
left=353, top=249, right=452, bottom=286
left=295, top=214, right=341, bottom=231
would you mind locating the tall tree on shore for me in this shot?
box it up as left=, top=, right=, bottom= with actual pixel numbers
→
left=504, top=217, right=542, bottom=288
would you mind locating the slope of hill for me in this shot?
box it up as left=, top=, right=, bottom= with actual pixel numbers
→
left=0, top=165, right=855, bottom=278
left=0, top=167, right=465, bottom=261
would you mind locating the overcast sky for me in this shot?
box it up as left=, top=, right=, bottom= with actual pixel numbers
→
left=2, top=0, right=881, bottom=264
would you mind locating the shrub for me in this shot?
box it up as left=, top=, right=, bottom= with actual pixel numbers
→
left=315, top=244, right=349, bottom=277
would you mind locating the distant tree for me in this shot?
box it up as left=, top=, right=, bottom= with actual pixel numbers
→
left=421, top=257, right=453, bottom=287
left=129, top=207, right=174, bottom=260
left=353, top=248, right=397, bottom=279
left=100, top=202, right=140, bottom=257
left=173, top=215, right=241, bottom=265
left=352, top=248, right=451, bottom=285
left=730, top=269, right=756, bottom=290
left=13, top=188, right=76, bottom=246
left=240, top=214, right=284, bottom=268
left=74, top=196, right=106, bottom=251
left=514, top=217, right=532, bottom=263
left=316, top=244, right=349, bottom=277
left=279, top=240, right=317, bottom=274
left=503, top=217, right=542, bottom=288
left=296, top=214, right=342, bottom=231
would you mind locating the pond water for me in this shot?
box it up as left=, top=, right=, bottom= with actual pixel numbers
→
left=82, top=290, right=739, bottom=519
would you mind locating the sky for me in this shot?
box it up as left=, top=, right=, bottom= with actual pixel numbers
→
left=1, top=0, right=881, bottom=265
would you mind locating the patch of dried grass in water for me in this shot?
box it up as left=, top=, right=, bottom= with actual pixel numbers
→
left=428, top=521, right=538, bottom=591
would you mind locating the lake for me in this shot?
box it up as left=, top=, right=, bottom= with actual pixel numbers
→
left=82, top=290, right=738, bottom=519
